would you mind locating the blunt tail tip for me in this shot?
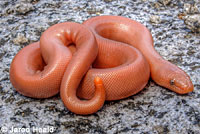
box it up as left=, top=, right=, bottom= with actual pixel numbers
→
left=94, top=77, right=103, bottom=85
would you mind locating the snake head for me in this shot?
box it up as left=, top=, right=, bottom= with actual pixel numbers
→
left=167, top=70, right=194, bottom=94
left=153, top=61, right=194, bottom=94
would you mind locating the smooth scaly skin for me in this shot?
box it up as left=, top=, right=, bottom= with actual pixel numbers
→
left=10, top=16, right=193, bottom=115
left=83, top=16, right=194, bottom=95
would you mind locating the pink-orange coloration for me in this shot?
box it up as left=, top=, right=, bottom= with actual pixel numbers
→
left=10, top=16, right=193, bottom=115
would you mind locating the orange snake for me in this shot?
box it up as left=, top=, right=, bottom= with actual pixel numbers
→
left=10, top=16, right=194, bottom=115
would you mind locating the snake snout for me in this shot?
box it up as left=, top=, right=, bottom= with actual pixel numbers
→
left=168, top=73, right=194, bottom=94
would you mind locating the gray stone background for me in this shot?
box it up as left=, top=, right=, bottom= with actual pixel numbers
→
left=0, top=0, right=200, bottom=134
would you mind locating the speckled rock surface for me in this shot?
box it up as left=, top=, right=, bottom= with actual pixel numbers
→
left=0, top=0, right=200, bottom=134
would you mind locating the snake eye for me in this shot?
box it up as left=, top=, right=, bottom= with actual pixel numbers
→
left=170, top=79, right=175, bottom=85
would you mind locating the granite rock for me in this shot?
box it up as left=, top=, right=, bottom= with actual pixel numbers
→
left=0, top=0, right=199, bottom=134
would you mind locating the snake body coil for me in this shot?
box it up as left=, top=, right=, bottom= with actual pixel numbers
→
left=10, top=16, right=193, bottom=115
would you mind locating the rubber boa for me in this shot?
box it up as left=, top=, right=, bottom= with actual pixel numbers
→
left=10, top=16, right=194, bottom=115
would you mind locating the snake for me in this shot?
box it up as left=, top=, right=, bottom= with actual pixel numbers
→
left=10, top=16, right=194, bottom=115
